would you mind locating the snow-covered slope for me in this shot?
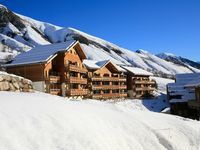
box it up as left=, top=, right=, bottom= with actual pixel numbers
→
left=157, top=53, right=200, bottom=71
left=0, top=4, right=200, bottom=76
left=0, top=91, right=199, bottom=150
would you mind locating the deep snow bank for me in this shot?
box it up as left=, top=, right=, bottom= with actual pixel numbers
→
left=0, top=91, right=199, bottom=150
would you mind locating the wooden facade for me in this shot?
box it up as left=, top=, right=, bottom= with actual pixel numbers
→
left=6, top=41, right=128, bottom=99
left=6, top=40, right=158, bottom=100
left=126, top=73, right=156, bottom=98
left=86, top=61, right=127, bottom=99
left=167, top=73, right=200, bottom=119
left=6, top=41, right=88, bottom=97
left=188, top=87, right=200, bottom=111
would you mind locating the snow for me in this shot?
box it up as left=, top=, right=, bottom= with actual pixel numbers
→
left=83, top=59, right=109, bottom=70
left=80, top=43, right=129, bottom=65
left=122, top=66, right=153, bottom=76
left=83, top=59, right=126, bottom=73
left=24, top=26, right=50, bottom=46
left=2, top=22, right=20, bottom=35
left=0, top=91, right=199, bottom=150
left=137, top=50, right=195, bottom=75
left=5, top=40, right=76, bottom=66
left=0, top=6, right=200, bottom=76
left=151, top=77, right=174, bottom=93
left=167, top=73, right=200, bottom=103
left=0, top=4, right=7, bottom=10
left=185, top=76, right=200, bottom=87
left=157, top=53, right=176, bottom=59
left=0, top=33, right=31, bottom=52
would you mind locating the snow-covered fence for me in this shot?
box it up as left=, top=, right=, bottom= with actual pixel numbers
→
left=0, top=71, right=34, bottom=92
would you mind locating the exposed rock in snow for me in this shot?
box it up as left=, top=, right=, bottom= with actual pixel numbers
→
left=0, top=71, right=33, bottom=92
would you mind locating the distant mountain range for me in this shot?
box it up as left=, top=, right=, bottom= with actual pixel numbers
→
left=0, top=4, right=199, bottom=77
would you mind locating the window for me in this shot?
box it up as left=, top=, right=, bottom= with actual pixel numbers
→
left=94, top=90, right=101, bottom=94
left=103, top=90, right=110, bottom=94
left=112, top=90, right=119, bottom=93
left=70, top=84, right=78, bottom=89
left=102, top=81, right=109, bottom=85
left=113, top=82, right=119, bottom=85
left=103, top=74, right=109, bottom=77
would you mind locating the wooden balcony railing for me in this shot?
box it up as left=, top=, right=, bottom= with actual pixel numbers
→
left=67, top=64, right=87, bottom=73
left=135, top=87, right=155, bottom=91
left=91, top=77, right=126, bottom=82
left=92, top=85, right=126, bottom=90
left=120, top=93, right=127, bottom=97
left=102, top=93, right=121, bottom=98
left=48, top=75, right=60, bottom=83
left=134, top=80, right=155, bottom=84
left=50, top=89, right=61, bottom=95
left=92, top=93, right=127, bottom=99
left=66, top=89, right=88, bottom=96
left=66, top=77, right=87, bottom=84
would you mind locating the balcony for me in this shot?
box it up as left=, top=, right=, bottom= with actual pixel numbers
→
left=119, top=85, right=127, bottom=89
left=119, top=77, right=126, bottom=82
left=67, top=64, right=87, bottom=73
left=92, top=94, right=103, bottom=99
left=120, top=93, right=127, bottom=97
left=135, top=87, right=155, bottom=91
left=91, top=77, right=126, bottom=82
left=92, top=85, right=126, bottom=90
left=66, top=89, right=88, bottom=96
left=47, top=75, right=60, bottom=83
left=50, top=89, right=61, bottom=95
left=66, top=77, right=87, bottom=84
left=102, top=93, right=121, bottom=98
left=92, top=93, right=127, bottom=99
left=134, top=80, right=155, bottom=84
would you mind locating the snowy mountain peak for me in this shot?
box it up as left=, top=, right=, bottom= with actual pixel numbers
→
left=156, top=52, right=177, bottom=59
left=135, top=49, right=149, bottom=54
left=0, top=4, right=7, bottom=10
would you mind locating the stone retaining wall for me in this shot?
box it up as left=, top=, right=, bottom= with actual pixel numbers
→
left=0, top=71, right=34, bottom=92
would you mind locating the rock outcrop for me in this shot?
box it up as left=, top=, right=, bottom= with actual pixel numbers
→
left=0, top=71, right=34, bottom=92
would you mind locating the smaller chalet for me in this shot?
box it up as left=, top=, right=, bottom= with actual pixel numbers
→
left=185, top=77, right=200, bottom=115
left=83, top=59, right=127, bottom=99
left=167, top=73, right=200, bottom=119
left=122, top=66, right=156, bottom=98
left=5, top=40, right=88, bottom=97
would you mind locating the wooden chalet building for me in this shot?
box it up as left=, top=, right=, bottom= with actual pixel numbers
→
left=5, top=40, right=89, bottom=97
left=122, top=66, right=156, bottom=98
left=83, top=60, right=127, bottom=99
left=185, top=77, right=200, bottom=119
left=167, top=73, right=200, bottom=119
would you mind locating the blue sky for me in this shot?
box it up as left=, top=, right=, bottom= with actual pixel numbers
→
left=1, top=0, right=200, bottom=61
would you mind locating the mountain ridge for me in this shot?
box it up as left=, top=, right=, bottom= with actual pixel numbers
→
left=0, top=4, right=199, bottom=77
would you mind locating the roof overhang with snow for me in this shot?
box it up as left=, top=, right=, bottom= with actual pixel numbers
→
left=83, top=59, right=125, bottom=73
left=122, top=66, right=153, bottom=76
left=4, top=40, right=86, bottom=67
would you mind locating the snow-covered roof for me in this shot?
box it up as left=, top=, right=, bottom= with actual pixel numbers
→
left=83, top=59, right=126, bottom=72
left=122, top=66, right=153, bottom=76
left=185, top=76, right=200, bottom=87
left=83, top=59, right=109, bottom=70
left=5, top=40, right=76, bottom=66
left=115, top=65, right=127, bottom=72
left=170, top=99, right=189, bottom=103
left=167, top=73, right=200, bottom=103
